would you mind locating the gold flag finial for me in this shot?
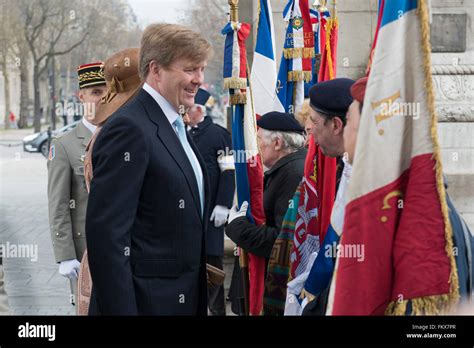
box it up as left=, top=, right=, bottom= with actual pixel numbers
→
left=313, top=0, right=328, bottom=12
left=229, top=0, right=239, bottom=22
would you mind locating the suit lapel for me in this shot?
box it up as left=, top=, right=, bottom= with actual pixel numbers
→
left=136, top=90, right=203, bottom=220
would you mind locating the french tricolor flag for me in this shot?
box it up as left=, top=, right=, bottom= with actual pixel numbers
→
left=250, top=0, right=278, bottom=118
left=327, top=0, right=459, bottom=315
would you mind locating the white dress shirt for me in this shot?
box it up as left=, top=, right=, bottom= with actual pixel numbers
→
left=82, top=117, right=97, bottom=134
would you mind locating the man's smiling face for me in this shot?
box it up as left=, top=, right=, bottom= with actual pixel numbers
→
left=156, top=58, right=207, bottom=113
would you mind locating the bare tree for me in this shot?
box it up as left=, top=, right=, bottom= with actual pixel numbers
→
left=0, top=0, right=141, bottom=130
left=0, top=0, right=32, bottom=129
left=19, top=0, right=89, bottom=132
left=49, top=0, right=142, bottom=128
left=0, top=29, right=12, bottom=129
left=0, top=0, right=20, bottom=129
left=17, top=41, right=30, bottom=129
left=187, top=0, right=228, bottom=89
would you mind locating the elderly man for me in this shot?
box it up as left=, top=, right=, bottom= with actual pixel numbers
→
left=86, top=23, right=213, bottom=315
left=226, top=111, right=306, bottom=259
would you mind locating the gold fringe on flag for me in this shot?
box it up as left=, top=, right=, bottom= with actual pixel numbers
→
left=384, top=0, right=460, bottom=316
left=224, top=77, right=247, bottom=90
left=385, top=294, right=454, bottom=316
left=324, top=16, right=338, bottom=80
left=229, top=92, right=247, bottom=105
left=283, top=47, right=315, bottom=59
left=287, top=70, right=312, bottom=83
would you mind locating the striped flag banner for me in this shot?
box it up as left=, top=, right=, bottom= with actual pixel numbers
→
left=250, top=0, right=278, bottom=118
left=275, top=0, right=314, bottom=113
left=327, top=0, right=459, bottom=315
left=223, top=15, right=266, bottom=316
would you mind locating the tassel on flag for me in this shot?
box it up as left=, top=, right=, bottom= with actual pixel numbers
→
left=222, top=20, right=251, bottom=105
left=275, top=0, right=315, bottom=113
left=223, top=4, right=266, bottom=316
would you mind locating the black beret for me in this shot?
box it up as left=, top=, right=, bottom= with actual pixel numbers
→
left=309, top=78, right=355, bottom=118
left=257, top=111, right=304, bottom=134
left=195, top=88, right=211, bottom=106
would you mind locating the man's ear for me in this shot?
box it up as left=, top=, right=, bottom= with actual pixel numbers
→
left=274, top=136, right=283, bottom=151
left=149, top=61, right=161, bottom=80
left=78, top=90, right=85, bottom=103
left=333, top=116, right=345, bottom=135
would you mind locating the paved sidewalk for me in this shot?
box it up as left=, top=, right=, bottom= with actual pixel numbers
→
left=0, top=128, right=234, bottom=316
left=1, top=129, right=74, bottom=315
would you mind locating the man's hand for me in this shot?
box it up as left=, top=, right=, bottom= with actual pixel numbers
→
left=210, top=205, right=230, bottom=227
left=58, top=259, right=81, bottom=279
left=228, top=201, right=249, bottom=224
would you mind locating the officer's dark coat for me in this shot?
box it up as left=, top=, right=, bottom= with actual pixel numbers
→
left=189, top=116, right=235, bottom=256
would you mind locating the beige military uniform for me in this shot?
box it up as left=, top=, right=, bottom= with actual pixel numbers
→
left=47, top=121, right=92, bottom=263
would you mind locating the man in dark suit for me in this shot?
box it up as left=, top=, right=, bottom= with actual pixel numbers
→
left=86, top=23, right=213, bottom=315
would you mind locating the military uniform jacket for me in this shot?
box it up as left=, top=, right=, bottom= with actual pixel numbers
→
left=47, top=121, right=92, bottom=263
left=189, top=116, right=235, bottom=256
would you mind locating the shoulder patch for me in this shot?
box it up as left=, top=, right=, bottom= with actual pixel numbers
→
left=48, top=144, right=55, bottom=161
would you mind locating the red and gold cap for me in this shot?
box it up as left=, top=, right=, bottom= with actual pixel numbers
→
left=77, top=62, right=105, bottom=89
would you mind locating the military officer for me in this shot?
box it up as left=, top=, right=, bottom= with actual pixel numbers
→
left=187, top=88, right=236, bottom=315
left=47, top=62, right=107, bottom=304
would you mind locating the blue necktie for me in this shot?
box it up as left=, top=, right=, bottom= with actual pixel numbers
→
left=173, top=116, right=204, bottom=216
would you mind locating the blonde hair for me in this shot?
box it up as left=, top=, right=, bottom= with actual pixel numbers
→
left=295, top=98, right=311, bottom=127
left=139, top=23, right=213, bottom=80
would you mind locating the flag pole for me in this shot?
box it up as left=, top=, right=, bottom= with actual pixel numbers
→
left=228, top=0, right=250, bottom=316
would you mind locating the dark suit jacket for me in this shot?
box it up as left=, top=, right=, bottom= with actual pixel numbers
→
left=86, top=89, right=209, bottom=315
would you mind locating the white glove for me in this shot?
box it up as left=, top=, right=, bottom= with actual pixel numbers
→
left=58, top=259, right=81, bottom=279
left=228, top=201, right=249, bottom=225
left=210, top=205, right=230, bottom=228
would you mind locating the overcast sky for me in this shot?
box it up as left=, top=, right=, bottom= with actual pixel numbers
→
left=127, top=0, right=191, bottom=28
